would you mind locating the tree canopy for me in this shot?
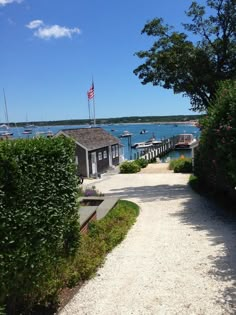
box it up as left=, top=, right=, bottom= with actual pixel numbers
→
left=133, top=0, right=236, bottom=112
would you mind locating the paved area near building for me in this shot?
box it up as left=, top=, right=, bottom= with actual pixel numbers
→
left=140, top=162, right=173, bottom=173
left=60, top=171, right=236, bottom=315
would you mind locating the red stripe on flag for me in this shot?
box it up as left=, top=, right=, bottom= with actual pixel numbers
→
left=87, top=84, right=94, bottom=99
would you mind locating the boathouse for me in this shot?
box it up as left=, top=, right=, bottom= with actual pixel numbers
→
left=56, top=127, right=123, bottom=178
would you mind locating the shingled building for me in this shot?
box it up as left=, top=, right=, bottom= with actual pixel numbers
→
left=56, top=127, right=123, bottom=178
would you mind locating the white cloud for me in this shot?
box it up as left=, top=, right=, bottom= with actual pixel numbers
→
left=26, top=20, right=43, bottom=29
left=0, top=0, right=23, bottom=6
left=26, top=19, right=81, bottom=40
left=36, top=25, right=81, bottom=39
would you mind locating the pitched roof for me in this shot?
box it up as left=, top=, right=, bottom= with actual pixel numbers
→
left=59, top=127, right=121, bottom=150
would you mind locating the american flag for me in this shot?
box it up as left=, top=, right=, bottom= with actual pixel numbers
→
left=87, top=82, right=94, bottom=99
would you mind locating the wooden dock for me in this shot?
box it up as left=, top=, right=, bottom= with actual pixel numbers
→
left=133, top=136, right=180, bottom=161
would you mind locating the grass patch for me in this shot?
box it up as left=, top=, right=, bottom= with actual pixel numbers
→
left=63, top=200, right=139, bottom=289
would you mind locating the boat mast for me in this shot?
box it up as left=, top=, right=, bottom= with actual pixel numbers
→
left=3, top=88, right=10, bottom=128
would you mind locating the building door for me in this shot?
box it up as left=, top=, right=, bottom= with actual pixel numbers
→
left=91, top=152, right=97, bottom=175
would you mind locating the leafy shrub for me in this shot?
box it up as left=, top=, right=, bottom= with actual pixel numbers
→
left=194, top=80, right=236, bottom=200
left=65, top=234, right=107, bottom=287
left=169, top=157, right=192, bottom=173
left=135, top=158, right=148, bottom=168
left=0, top=137, right=80, bottom=314
left=169, top=159, right=176, bottom=170
left=120, top=161, right=141, bottom=173
left=88, top=200, right=139, bottom=251
left=64, top=200, right=139, bottom=287
left=188, top=175, right=201, bottom=192
left=149, top=157, right=157, bottom=163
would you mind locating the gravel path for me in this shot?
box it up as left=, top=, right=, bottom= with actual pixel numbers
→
left=59, top=172, right=236, bottom=315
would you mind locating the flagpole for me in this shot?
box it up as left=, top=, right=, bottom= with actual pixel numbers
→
left=93, top=96, right=96, bottom=126
left=87, top=79, right=95, bottom=126
left=87, top=97, right=91, bottom=125
left=92, top=78, right=96, bottom=126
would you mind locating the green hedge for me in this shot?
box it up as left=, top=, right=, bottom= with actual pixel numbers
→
left=188, top=174, right=201, bottom=192
left=169, top=157, right=192, bottom=173
left=194, top=80, right=236, bottom=200
left=0, top=137, right=80, bottom=314
left=120, top=161, right=141, bottom=173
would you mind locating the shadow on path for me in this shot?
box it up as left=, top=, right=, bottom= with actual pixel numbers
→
left=103, top=184, right=190, bottom=202
left=87, top=178, right=236, bottom=313
left=171, top=189, right=236, bottom=313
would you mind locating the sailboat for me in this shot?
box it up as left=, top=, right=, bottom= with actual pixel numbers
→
left=0, top=123, right=13, bottom=137
left=22, top=114, right=35, bottom=134
left=0, top=89, right=13, bottom=139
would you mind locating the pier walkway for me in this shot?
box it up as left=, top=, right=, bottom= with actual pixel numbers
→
left=133, top=136, right=178, bottom=161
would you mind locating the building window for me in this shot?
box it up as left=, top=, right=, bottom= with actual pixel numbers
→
left=115, top=145, right=119, bottom=157
left=103, top=150, right=107, bottom=159
left=112, top=146, right=115, bottom=158
left=98, top=152, right=102, bottom=160
left=75, top=156, right=78, bottom=165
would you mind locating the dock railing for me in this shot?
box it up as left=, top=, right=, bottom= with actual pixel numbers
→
left=133, top=136, right=179, bottom=161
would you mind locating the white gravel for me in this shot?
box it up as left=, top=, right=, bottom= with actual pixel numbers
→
left=59, top=172, right=236, bottom=315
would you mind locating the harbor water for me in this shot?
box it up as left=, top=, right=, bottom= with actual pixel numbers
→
left=103, top=123, right=200, bottom=160
left=9, top=122, right=200, bottom=160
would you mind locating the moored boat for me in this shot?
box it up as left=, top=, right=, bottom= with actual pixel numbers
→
left=140, top=129, right=148, bottom=134
left=0, top=124, right=13, bottom=137
left=145, top=133, right=162, bottom=146
left=22, top=129, right=32, bottom=135
left=135, top=142, right=153, bottom=149
left=131, top=142, right=152, bottom=149
left=119, top=130, right=132, bottom=138
left=1, top=90, right=13, bottom=138
left=175, top=134, right=197, bottom=149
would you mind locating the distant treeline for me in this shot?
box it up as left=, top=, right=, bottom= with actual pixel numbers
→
left=12, top=115, right=202, bottom=127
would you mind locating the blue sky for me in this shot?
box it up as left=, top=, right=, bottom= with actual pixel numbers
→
left=1, top=0, right=203, bottom=123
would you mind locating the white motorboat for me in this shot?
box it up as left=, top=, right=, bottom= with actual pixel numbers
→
left=119, top=130, right=133, bottom=138
left=135, top=142, right=153, bottom=149
left=145, top=134, right=162, bottom=146
left=175, top=134, right=197, bottom=149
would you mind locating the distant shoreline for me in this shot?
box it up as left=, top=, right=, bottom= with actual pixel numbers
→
left=112, top=121, right=197, bottom=126
left=10, top=121, right=198, bottom=128
left=12, top=115, right=201, bottom=128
